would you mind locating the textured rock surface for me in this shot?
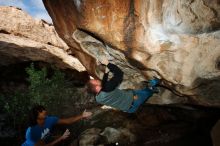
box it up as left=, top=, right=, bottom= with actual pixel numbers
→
left=67, top=105, right=220, bottom=146
left=0, top=6, right=85, bottom=71
left=43, top=0, right=220, bottom=106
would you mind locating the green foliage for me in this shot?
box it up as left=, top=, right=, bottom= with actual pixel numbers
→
left=0, top=63, right=79, bottom=129
left=26, top=63, right=48, bottom=105
left=0, top=92, right=31, bottom=128
left=26, top=63, right=77, bottom=114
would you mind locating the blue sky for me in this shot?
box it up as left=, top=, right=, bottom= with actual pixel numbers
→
left=0, top=0, right=52, bottom=23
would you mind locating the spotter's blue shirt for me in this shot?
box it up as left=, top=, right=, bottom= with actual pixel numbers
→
left=22, top=116, right=59, bottom=146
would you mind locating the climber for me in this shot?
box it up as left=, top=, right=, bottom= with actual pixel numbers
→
left=22, top=105, right=92, bottom=146
left=86, top=57, right=160, bottom=113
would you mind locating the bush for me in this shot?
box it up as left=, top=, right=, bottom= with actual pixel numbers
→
left=0, top=63, right=78, bottom=129
left=0, top=91, right=31, bottom=128
left=26, top=63, right=77, bottom=114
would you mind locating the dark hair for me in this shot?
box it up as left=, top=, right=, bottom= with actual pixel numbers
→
left=29, top=105, right=46, bottom=127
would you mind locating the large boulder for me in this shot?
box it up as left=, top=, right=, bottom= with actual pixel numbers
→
left=43, top=0, right=220, bottom=106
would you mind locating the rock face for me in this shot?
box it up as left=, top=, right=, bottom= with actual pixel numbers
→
left=70, top=105, right=220, bottom=146
left=0, top=6, right=85, bottom=71
left=43, top=0, right=220, bottom=106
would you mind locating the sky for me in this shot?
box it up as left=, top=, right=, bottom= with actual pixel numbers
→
left=0, top=0, right=52, bottom=23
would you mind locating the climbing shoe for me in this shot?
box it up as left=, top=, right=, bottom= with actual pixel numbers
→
left=149, top=78, right=160, bottom=87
